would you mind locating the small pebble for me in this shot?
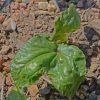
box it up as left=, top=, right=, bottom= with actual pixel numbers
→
left=5, top=19, right=17, bottom=32
left=77, top=0, right=85, bottom=8
left=79, top=93, right=85, bottom=100
left=98, top=41, right=100, bottom=46
left=3, top=66, right=10, bottom=73
left=87, top=48, right=93, bottom=56
left=48, top=3, right=56, bottom=12
left=97, top=78, right=100, bottom=86
left=92, top=35, right=99, bottom=41
left=15, top=0, right=22, bottom=3
left=6, top=74, right=12, bottom=86
left=3, top=18, right=11, bottom=27
left=89, top=91, right=97, bottom=100
left=38, top=2, right=48, bottom=10
left=39, top=87, right=51, bottom=96
left=0, top=15, right=5, bottom=24
left=0, top=55, right=4, bottom=65
left=22, top=0, right=29, bottom=4
left=97, top=95, right=100, bottom=100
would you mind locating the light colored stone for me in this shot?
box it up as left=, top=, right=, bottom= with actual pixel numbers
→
left=28, top=84, right=39, bottom=96
left=2, top=18, right=11, bottom=27
left=0, top=46, right=10, bottom=55
left=22, top=0, right=30, bottom=4
left=96, top=0, right=100, bottom=8
left=11, top=2, right=19, bottom=10
left=97, top=95, right=100, bottom=100
left=97, top=78, right=100, bottom=86
left=48, top=4, right=56, bottom=12
left=5, top=19, right=17, bottom=32
left=34, top=0, right=47, bottom=2
left=38, top=2, right=48, bottom=10
left=15, top=0, right=22, bottom=3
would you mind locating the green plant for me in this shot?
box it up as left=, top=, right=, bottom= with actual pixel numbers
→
left=8, top=4, right=86, bottom=99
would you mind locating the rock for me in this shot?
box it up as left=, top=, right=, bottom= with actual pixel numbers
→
left=98, top=41, right=100, bottom=46
left=3, top=66, right=10, bottom=73
left=81, top=85, right=89, bottom=92
left=48, top=3, right=56, bottom=12
left=16, top=40, right=24, bottom=49
left=0, top=55, right=4, bottom=65
left=96, top=87, right=100, bottom=95
left=92, top=35, right=99, bottom=41
left=23, top=9, right=30, bottom=17
left=8, top=53, right=14, bottom=59
left=79, top=33, right=86, bottom=41
left=30, top=97, right=36, bottom=100
left=5, top=19, right=17, bottom=32
left=87, top=48, right=93, bottom=56
left=15, top=0, right=22, bottom=3
left=51, top=0, right=60, bottom=12
left=96, top=0, right=100, bottom=8
left=97, top=95, right=100, bottom=100
left=0, top=65, right=3, bottom=72
left=34, top=10, right=49, bottom=16
left=0, top=15, right=5, bottom=24
left=20, top=3, right=27, bottom=9
left=10, top=2, right=19, bottom=10
left=97, top=78, right=100, bottom=86
left=34, top=0, right=47, bottom=2
left=38, top=2, right=48, bottom=10
left=0, top=45, right=10, bottom=55
left=85, top=0, right=94, bottom=8
left=70, top=0, right=79, bottom=4
left=79, top=93, right=85, bottom=100
left=6, top=74, right=12, bottom=86
left=22, top=0, right=30, bottom=4
left=2, top=18, right=11, bottom=27
left=11, top=12, right=20, bottom=21
left=90, top=63, right=98, bottom=72
left=57, top=0, right=67, bottom=11
left=93, top=41, right=98, bottom=46
left=28, top=84, right=39, bottom=97
left=89, top=91, right=97, bottom=100
left=39, top=87, right=51, bottom=96
left=77, top=0, right=85, bottom=8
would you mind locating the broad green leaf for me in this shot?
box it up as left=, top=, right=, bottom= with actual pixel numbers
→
left=11, top=36, right=86, bottom=97
left=52, top=4, right=80, bottom=43
left=7, top=90, right=27, bottom=100
left=11, top=35, right=57, bottom=88
left=48, top=44, right=86, bottom=97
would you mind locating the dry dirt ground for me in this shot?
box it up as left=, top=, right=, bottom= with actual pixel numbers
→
left=0, top=0, right=100, bottom=100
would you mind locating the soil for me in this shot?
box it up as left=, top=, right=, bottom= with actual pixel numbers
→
left=0, top=0, right=100, bottom=100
